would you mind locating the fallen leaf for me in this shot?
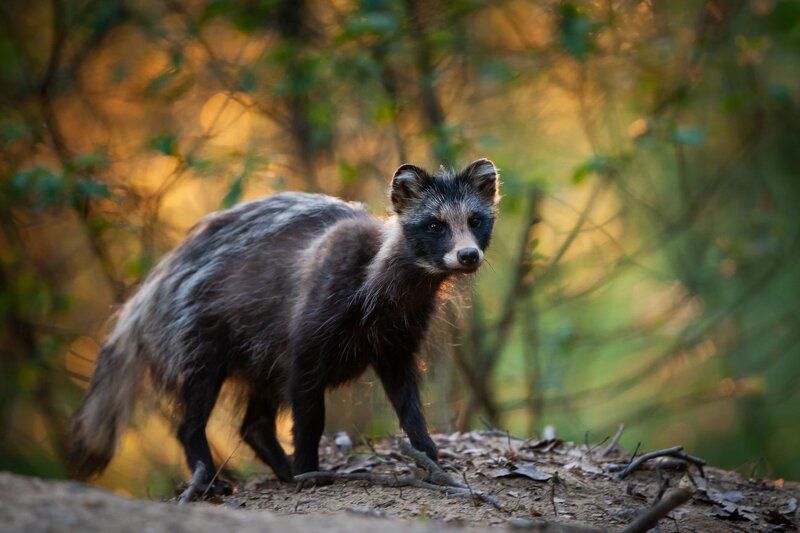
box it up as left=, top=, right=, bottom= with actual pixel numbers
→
left=710, top=501, right=757, bottom=522
left=337, top=454, right=379, bottom=474
left=780, top=497, right=798, bottom=515
left=667, top=508, right=689, bottom=520
left=564, top=461, right=604, bottom=475
left=718, top=490, right=744, bottom=503
left=490, top=464, right=552, bottom=481
left=462, top=447, right=486, bottom=456
left=522, top=438, right=562, bottom=453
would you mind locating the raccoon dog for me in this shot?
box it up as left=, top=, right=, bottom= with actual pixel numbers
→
left=68, top=158, right=500, bottom=494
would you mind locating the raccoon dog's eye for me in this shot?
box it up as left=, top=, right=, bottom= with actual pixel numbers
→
left=428, top=220, right=445, bottom=233
left=468, top=216, right=482, bottom=229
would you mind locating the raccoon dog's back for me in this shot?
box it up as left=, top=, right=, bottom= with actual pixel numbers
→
left=142, top=192, right=371, bottom=385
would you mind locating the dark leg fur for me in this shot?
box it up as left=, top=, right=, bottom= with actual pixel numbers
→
left=241, top=390, right=293, bottom=482
left=374, top=356, right=438, bottom=462
left=288, top=340, right=331, bottom=480
left=176, top=366, right=231, bottom=498
left=290, top=383, right=326, bottom=476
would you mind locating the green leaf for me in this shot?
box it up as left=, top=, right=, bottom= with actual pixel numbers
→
left=35, top=174, right=67, bottom=208
left=558, top=3, right=598, bottom=60
left=75, top=179, right=111, bottom=199
left=346, top=12, right=398, bottom=36
left=673, top=126, right=706, bottom=146
left=339, top=163, right=359, bottom=184
left=148, top=134, right=178, bottom=156
left=70, top=151, right=109, bottom=170
left=0, top=117, right=31, bottom=142
left=238, top=68, right=258, bottom=93
left=10, top=169, right=35, bottom=192
left=125, top=253, right=154, bottom=279
left=187, top=156, right=212, bottom=173
left=222, top=174, right=245, bottom=208
left=199, top=0, right=234, bottom=24
left=146, top=71, right=173, bottom=94
left=572, top=155, right=611, bottom=184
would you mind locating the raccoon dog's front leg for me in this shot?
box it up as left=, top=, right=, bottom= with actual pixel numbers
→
left=289, top=371, right=327, bottom=476
left=374, top=356, right=438, bottom=462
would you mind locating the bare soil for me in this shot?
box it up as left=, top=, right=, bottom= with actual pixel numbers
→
left=212, top=431, right=799, bottom=532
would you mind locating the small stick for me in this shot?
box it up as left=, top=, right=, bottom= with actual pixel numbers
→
left=618, top=446, right=706, bottom=480
left=396, top=438, right=467, bottom=489
left=200, top=438, right=242, bottom=498
left=622, top=489, right=691, bottom=533
left=605, top=457, right=688, bottom=473
left=654, top=465, right=669, bottom=503
left=178, top=463, right=207, bottom=505
left=359, top=434, right=390, bottom=462
left=618, top=446, right=684, bottom=479
left=630, top=442, right=642, bottom=462
left=392, top=472, right=404, bottom=500
left=549, top=472, right=559, bottom=517
left=601, top=424, right=625, bottom=457
left=582, top=435, right=609, bottom=460
left=461, top=470, right=478, bottom=508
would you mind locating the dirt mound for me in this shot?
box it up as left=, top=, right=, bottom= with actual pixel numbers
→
left=212, top=431, right=799, bottom=532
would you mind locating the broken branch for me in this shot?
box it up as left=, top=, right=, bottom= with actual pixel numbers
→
left=621, top=488, right=691, bottom=533
left=396, top=438, right=467, bottom=489
left=617, top=446, right=706, bottom=479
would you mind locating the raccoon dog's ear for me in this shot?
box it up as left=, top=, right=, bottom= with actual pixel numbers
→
left=461, top=158, right=499, bottom=205
left=390, top=164, right=431, bottom=214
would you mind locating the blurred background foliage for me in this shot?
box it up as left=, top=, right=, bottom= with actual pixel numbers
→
left=1, top=0, right=799, bottom=498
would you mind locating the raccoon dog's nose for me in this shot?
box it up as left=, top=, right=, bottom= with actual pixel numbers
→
left=457, top=248, right=480, bottom=267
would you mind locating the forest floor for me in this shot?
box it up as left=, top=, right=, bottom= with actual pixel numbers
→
left=2, top=430, right=798, bottom=532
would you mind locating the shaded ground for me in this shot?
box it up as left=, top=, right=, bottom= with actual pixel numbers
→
left=1, top=431, right=797, bottom=532
left=0, top=471, right=469, bottom=533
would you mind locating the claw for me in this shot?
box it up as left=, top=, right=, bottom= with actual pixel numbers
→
left=178, top=463, right=208, bottom=505
left=178, top=464, right=233, bottom=503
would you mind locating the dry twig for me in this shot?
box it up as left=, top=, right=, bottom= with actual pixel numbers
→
left=622, top=488, right=691, bottom=533
left=600, top=424, right=625, bottom=457
left=396, top=438, right=467, bottom=489
left=617, top=446, right=706, bottom=479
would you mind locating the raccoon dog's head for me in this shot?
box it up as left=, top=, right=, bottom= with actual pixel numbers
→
left=390, top=158, right=500, bottom=274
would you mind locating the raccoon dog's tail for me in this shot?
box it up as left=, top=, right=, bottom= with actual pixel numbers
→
left=67, top=322, right=146, bottom=480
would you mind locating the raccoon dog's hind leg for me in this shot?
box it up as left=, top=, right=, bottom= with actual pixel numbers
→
left=175, top=326, right=232, bottom=501
left=240, top=387, right=293, bottom=482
